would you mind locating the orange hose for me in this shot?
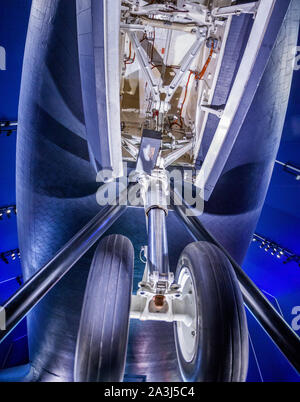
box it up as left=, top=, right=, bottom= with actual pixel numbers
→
left=171, top=44, right=214, bottom=129
left=194, top=44, right=214, bottom=81
left=125, top=42, right=135, bottom=65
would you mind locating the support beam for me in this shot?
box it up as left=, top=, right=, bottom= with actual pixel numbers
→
left=163, top=32, right=206, bottom=109
left=140, top=17, right=199, bottom=34
left=122, top=138, right=139, bottom=159
left=0, top=186, right=131, bottom=344
left=212, top=1, right=258, bottom=17
left=163, top=142, right=193, bottom=168
left=128, top=31, right=160, bottom=105
left=275, top=160, right=300, bottom=180
left=76, top=0, right=123, bottom=178
left=195, top=0, right=292, bottom=200
left=121, top=19, right=199, bottom=34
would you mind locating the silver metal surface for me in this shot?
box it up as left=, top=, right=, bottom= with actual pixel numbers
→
left=139, top=170, right=170, bottom=277
left=120, top=23, right=146, bottom=32
left=128, top=31, right=160, bottom=105
left=147, top=208, right=169, bottom=276
left=212, top=1, right=258, bottom=17
left=163, top=32, right=206, bottom=110
left=103, top=0, right=123, bottom=178
left=195, top=0, right=276, bottom=199
left=163, top=142, right=193, bottom=168
left=140, top=17, right=200, bottom=34
left=122, top=138, right=139, bottom=159
left=76, top=0, right=123, bottom=178
left=130, top=288, right=195, bottom=326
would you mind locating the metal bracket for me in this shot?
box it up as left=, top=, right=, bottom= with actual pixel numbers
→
left=200, top=104, right=224, bottom=118
left=130, top=273, right=195, bottom=326
left=128, top=26, right=206, bottom=114
left=129, top=3, right=187, bottom=17
left=212, top=1, right=259, bottom=17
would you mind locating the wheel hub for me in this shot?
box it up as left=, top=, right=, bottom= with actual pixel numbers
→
left=176, top=267, right=197, bottom=363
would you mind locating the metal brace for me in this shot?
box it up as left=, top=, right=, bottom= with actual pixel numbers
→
left=200, top=104, right=224, bottom=118
left=212, top=1, right=258, bottom=18
left=130, top=269, right=195, bottom=326
left=162, top=29, right=207, bottom=112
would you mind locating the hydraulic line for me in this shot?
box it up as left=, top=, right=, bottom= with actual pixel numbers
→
left=171, top=44, right=214, bottom=129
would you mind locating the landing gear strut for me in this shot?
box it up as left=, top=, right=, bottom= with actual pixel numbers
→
left=130, top=169, right=249, bottom=382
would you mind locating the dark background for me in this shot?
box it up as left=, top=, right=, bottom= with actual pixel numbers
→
left=0, top=0, right=299, bottom=382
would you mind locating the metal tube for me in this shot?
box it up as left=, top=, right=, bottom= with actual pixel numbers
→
left=139, top=17, right=200, bottom=34
left=0, top=121, right=18, bottom=127
left=163, top=142, right=193, bottom=168
left=164, top=33, right=206, bottom=106
left=170, top=187, right=300, bottom=373
left=275, top=160, right=300, bottom=177
left=147, top=208, right=169, bottom=276
left=0, top=187, right=130, bottom=344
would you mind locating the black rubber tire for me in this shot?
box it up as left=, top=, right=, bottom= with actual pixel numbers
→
left=174, top=241, right=249, bottom=382
left=74, top=234, right=134, bottom=382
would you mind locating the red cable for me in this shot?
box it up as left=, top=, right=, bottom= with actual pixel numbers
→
left=193, top=44, right=214, bottom=81
left=171, top=71, right=192, bottom=128
left=125, top=41, right=136, bottom=65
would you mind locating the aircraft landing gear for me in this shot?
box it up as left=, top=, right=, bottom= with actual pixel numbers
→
left=130, top=170, right=249, bottom=382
